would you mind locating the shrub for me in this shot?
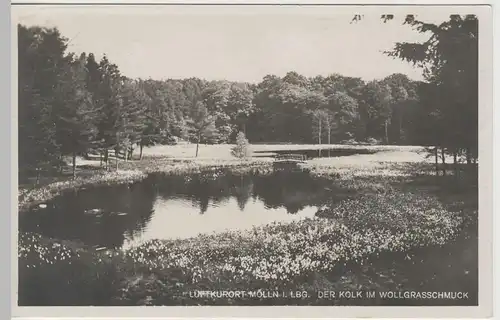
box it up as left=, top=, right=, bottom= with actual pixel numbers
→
left=366, top=137, right=382, bottom=145
left=231, top=132, right=252, bottom=159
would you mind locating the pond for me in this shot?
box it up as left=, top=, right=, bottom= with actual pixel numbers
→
left=252, top=147, right=377, bottom=159
left=18, top=167, right=478, bottom=306
left=19, top=169, right=346, bottom=250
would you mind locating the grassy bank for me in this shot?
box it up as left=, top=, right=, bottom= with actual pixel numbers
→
left=118, top=157, right=274, bottom=175
left=18, top=170, right=148, bottom=211
left=18, top=157, right=275, bottom=212
left=140, top=143, right=427, bottom=160
left=17, top=143, right=435, bottom=212
left=17, top=144, right=440, bottom=211
left=18, top=158, right=478, bottom=306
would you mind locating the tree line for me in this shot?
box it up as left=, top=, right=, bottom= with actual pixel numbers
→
left=384, top=14, right=479, bottom=175
left=18, top=14, right=478, bottom=179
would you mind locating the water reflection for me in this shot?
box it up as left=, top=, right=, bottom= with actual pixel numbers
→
left=253, top=148, right=377, bottom=159
left=123, top=197, right=318, bottom=249
left=20, top=170, right=339, bottom=249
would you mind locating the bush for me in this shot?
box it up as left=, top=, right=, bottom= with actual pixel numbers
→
left=366, top=137, right=382, bottom=145
left=231, top=132, right=252, bottom=159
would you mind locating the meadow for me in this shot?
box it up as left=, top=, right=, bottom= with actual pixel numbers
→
left=17, top=144, right=478, bottom=306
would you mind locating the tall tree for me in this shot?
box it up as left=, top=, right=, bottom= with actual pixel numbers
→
left=360, top=81, right=393, bottom=143
left=202, top=81, right=232, bottom=143
left=381, top=73, right=418, bottom=144
left=94, top=55, right=123, bottom=169
left=325, top=91, right=360, bottom=142
left=54, top=53, right=98, bottom=178
left=251, top=75, right=285, bottom=142
left=187, top=102, right=217, bottom=157
left=227, top=83, right=255, bottom=137
left=118, top=79, right=150, bottom=161
left=308, top=109, right=328, bottom=156
left=137, top=81, right=161, bottom=160
left=324, top=111, right=337, bottom=149
left=384, top=14, right=478, bottom=162
left=18, top=25, right=70, bottom=180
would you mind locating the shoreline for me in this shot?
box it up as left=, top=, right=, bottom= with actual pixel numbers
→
left=18, top=158, right=276, bottom=212
left=17, top=151, right=478, bottom=306
left=17, top=144, right=444, bottom=212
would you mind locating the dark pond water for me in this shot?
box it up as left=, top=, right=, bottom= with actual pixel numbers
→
left=253, top=147, right=377, bottom=159
left=20, top=169, right=347, bottom=250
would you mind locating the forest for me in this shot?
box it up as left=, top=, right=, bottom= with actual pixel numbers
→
left=18, top=14, right=478, bottom=179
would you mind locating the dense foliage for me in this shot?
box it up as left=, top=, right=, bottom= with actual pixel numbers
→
left=18, top=14, right=479, bottom=180
left=379, top=14, right=479, bottom=166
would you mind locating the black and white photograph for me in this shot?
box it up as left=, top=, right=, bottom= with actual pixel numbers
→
left=12, top=4, right=492, bottom=313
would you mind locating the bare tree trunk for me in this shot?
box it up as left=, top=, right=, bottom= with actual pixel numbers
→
left=104, top=150, right=109, bottom=171
left=466, top=147, right=472, bottom=165
left=59, top=154, right=64, bottom=174
left=129, top=146, right=134, bottom=161
left=115, top=148, right=119, bottom=171
left=384, top=120, right=389, bottom=145
left=35, top=168, right=40, bottom=186
left=196, top=132, right=201, bottom=157
left=100, top=152, right=103, bottom=167
left=124, top=147, right=129, bottom=163
left=327, top=127, right=331, bottom=157
left=441, top=147, right=446, bottom=176
left=139, top=143, right=144, bottom=160
left=318, top=121, right=322, bottom=145
left=453, top=150, right=458, bottom=179
left=399, top=110, right=403, bottom=144
left=116, top=133, right=121, bottom=169
left=318, top=121, right=322, bottom=157
left=72, top=151, right=77, bottom=180
left=434, top=146, right=439, bottom=177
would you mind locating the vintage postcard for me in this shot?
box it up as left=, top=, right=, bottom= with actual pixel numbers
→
left=11, top=3, right=493, bottom=318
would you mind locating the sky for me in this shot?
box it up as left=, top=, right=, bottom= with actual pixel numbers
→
left=12, top=6, right=454, bottom=83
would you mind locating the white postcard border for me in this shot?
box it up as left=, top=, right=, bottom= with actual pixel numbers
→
left=9, top=2, right=495, bottom=319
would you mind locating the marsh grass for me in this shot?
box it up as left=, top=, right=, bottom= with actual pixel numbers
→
left=17, top=150, right=478, bottom=306
left=118, top=157, right=274, bottom=174
left=18, top=174, right=474, bottom=306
